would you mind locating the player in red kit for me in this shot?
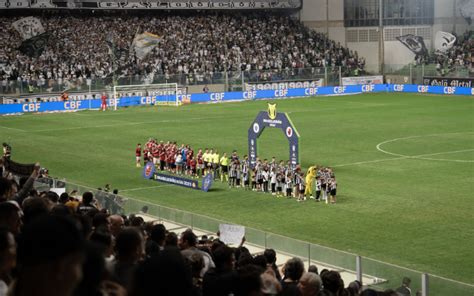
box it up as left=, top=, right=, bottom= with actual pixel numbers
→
left=101, top=92, right=108, bottom=111
left=136, top=144, right=142, bottom=167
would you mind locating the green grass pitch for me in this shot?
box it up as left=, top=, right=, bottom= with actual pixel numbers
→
left=1, top=93, right=473, bottom=285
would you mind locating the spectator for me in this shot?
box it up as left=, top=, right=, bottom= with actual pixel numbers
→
left=165, top=231, right=178, bottom=247
left=110, top=227, right=144, bottom=292
left=261, top=268, right=282, bottom=295
left=132, top=246, right=193, bottom=296
left=109, top=214, right=125, bottom=238
left=92, top=212, right=110, bottom=232
left=281, top=257, right=305, bottom=296
left=14, top=215, right=85, bottom=296
left=395, top=277, right=412, bottom=296
left=0, top=202, right=22, bottom=235
left=180, top=229, right=215, bottom=277
left=321, top=270, right=344, bottom=295
left=145, top=223, right=166, bottom=257
left=77, top=192, right=97, bottom=216
left=264, top=248, right=282, bottom=281
left=0, top=228, right=16, bottom=295
left=298, top=272, right=322, bottom=296
left=202, top=244, right=237, bottom=296
left=308, top=265, right=319, bottom=275
left=235, top=264, right=264, bottom=296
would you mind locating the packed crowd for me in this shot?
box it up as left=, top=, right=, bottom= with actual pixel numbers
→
left=432, top=30, right=473, bottom=76
left=0, top=154, right=417, bottom=296
left=0, top=11, right=364, bottom=93
left=139, top=139, right=338, bottom=203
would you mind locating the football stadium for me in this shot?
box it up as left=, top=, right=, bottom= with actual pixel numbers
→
left=0, top=1, right=473, bottom=295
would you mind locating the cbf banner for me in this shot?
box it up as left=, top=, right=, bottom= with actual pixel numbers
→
left=248, top=103, right=300, bottom=169
left=132, top=32, right=161, bottom=59
left=397, top=34, right=428, bottom=57
left=434, top=31, right=456, bottom=54
left=12, top=17, right=45, bottom=40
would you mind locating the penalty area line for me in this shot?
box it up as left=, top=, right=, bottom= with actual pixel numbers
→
left=334, top=148, right=474, bottom=167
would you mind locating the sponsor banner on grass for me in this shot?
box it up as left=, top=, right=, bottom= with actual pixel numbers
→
left=201, top=173, right=213, bottom=192
left=422, top=77, right=473, bottom=88
left=342, top=76, right=384, bottom=86
left=153, top=172, right=199, bottom=190
left=1, top=84, right=472, bottom=115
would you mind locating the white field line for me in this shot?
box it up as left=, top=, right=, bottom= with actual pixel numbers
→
left=121, top=184, right=175, bottom=192
left=334, top=148, right=474, bottom=167
left=0, top=125, right=26, bottom=132
left=374, top=132, right=474, bottom=163
left=30, top=114, right=240, bottom=133
left=335, top=132, right=474, bottom=167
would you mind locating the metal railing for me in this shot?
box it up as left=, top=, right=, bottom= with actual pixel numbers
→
left=38, top=177, right=474, bottom=296
left=2, top=63, right=471, bottom=97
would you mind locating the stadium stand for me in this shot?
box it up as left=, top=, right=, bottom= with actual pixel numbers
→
left=0, top=11, right=365, bottom=94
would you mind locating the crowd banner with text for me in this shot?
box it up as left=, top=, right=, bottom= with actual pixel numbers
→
left=0, top=0, right=301, bottom=9
left=1, top=84, right=473, bottom=115
left=219, top=224, right=245, bottom=245
left=422, top=77, right=473, bottom=88
left=342, top=76, right=384, bottom=86
left=245, top=79, right=324, bottom=91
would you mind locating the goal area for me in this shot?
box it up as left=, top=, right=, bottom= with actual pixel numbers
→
left=113, top=83, right=180, bottom=110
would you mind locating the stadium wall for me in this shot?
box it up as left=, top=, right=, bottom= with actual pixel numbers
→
left=300, top=0, right=471, bottom=70
left=0, top=84, right=472, bottom=115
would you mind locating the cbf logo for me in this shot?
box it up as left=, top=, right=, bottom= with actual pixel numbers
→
left=267, top=103, right=277, bottom=120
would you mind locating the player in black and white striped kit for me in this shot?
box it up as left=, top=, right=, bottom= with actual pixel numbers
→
left=329, top=177, right=337, bottom=204
left=315, top=177, right=322, bottom=202
left=229, top=160, right=237, bottom=188
left=242, top=156, right=250, bottom=190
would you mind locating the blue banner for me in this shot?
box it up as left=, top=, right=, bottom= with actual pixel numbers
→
left=1, top=84, right=472, bottom=115
left=152, top=172, right=199, bottom=190
left=142, top=162, right=155, bottom=179
left=201, top=174, right=213, bottom=192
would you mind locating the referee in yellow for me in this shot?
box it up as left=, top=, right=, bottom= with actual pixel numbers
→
left=220, top=152, right=229, bottom=183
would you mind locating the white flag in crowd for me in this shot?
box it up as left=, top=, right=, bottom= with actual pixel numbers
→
left=132, top=32, right=161, bottom=59
left=12, top=17, right=45, bottom=40
left=434, top=31, right=457, bottom=53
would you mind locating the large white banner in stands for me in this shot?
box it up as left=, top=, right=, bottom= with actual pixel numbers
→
left=342, top=76, right=384, bottom=86
left=245, top=79, right=324, bottom=91
left=219, top=224, right=245, bottom=245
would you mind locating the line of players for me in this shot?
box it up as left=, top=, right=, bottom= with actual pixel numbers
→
left=136, top=139, right=337, bottom=203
